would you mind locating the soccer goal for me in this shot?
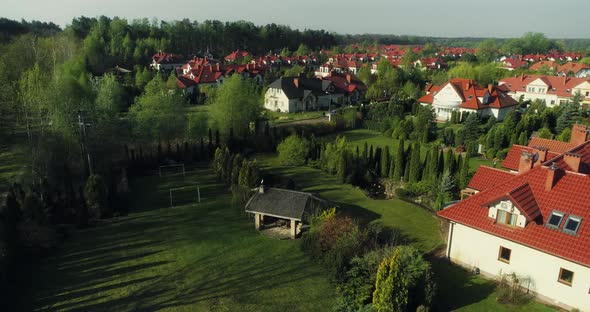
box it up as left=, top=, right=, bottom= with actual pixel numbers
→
left=169, top=185, right=201, bottom=208
left=159, top=163, right=186, bottom=177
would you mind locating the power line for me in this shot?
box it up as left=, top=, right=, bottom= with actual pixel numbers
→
left=75, top=109, right=93, bottom=176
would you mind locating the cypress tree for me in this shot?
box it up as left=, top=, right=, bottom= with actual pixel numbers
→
left=459, top=151, right=471, bottom=189
left=393, top=139, right=405, bottom=182
left=362, top=141, right=368, bottom=162
left=374, top=147, right=382, bottom=175
left=381, top=146, right=390, bottom=178
left=409, top=143, right=421, bottom=183
left=388, top=156, right=396, bottom=179
left=445, top=149, right=455, bottom=174
left=215, top=130, right=220, bottom=147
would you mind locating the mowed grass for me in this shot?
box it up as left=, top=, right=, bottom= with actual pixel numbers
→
left=266, top=110, right=325, bottom=125
left=258, top=155, right=443, bottom=253
left=28, top=169, right=335, bottom=312
left=259, top=154, right=555, bottom=311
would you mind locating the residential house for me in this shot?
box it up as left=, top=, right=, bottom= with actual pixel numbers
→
left=322, top=72, right=367, bottom=104
left=418, top=78, right=518, bottom=121
left=557, top=62, right=590, bottom=78
left=499, top=75, right=590, bottom=106
left=501, top=58, right=528, bottom=71
left=439, top=124, right=590, bottom=311
left=529, top=61, right=559, bottom=72
left=413, top=57, right=447, bottom=70
left=224, top=49, right=250, bottom=63
left=264, top=76, right=335, bottom=112
left=150, top=52, right=185, bottom=71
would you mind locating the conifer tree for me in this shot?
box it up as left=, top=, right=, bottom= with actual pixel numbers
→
left=409, top=143, right=422, bottom=183
left=381, top=146, right=391, bottom=178
left=393, top=139, right=405, bottom=182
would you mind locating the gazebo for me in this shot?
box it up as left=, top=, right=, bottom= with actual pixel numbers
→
left=244, top=186, right=328, bottom=239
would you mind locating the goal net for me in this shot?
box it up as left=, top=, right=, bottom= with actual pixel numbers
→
left=159, top=164, right=185, bottom=177
left=169, top=185, right=201, bottom=208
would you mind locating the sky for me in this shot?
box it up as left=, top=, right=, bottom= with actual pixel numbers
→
left=3, top=0, right=590, bottom=38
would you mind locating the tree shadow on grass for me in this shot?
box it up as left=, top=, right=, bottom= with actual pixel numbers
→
left=428, top=257, right=497, bottom=311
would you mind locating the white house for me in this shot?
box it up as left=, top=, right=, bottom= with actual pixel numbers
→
left=499, top=75, right=590, bottom=106
left=264, top=77, right=335, bottom=113
left=150, top=53, right=185, bottom=71
left=418, top=78, right=518, bottom=121
left=439, top=125, right=590, bottom=311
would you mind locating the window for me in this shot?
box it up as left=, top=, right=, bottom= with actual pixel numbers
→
left=558, top=268, right=574, bottom=286
left=551, top=100, right=555, bottom=105
left=546, top=210, right=565, bottom=229
left=563, top=215, right=582, bottom=235
left=496, top=210, right=517, bottom=226
left=498, top=246, right=511, bottom=263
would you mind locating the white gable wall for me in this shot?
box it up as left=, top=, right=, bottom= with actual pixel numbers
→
left=447, top=222, right=590, bottom=311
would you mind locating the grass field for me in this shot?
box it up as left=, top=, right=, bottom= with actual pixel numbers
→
left=28, top=169, right=335, bottom=311
left=266, top=110, right=325, bottom=125
left=258, top=154, right=555, bottom=311
left=258, top=155, right=443, bottom=252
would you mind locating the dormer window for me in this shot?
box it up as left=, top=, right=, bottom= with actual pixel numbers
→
left=563, top=215, right=582, bottom=235
left=546, top=210, right=565, bottom=229
left=497, top=209, right=517, bottom=226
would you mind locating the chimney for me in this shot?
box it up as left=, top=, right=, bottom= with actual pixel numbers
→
left=545, top=163, right=560, bottom=191
left=570, top=124, right=588, bottom=146
left=293, top=77, right=299, bottom=88
left=465, top=81, right=470, bottom=91
left=519, top=151, right=535, bottom=173
left=531, top=146, right=548, bottom=166
left=215, top=64, right=220, bottom=72
left=258, top=179, right=265, bottom=194
left=488, top=84, right=493, bottom=93
left=564, top=152, right=582, bottom=173
left=346, top=73, right=352, bottom=83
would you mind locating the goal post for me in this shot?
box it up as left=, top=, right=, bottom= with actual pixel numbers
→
left=159, top=163, right=185, bottom=177
left=169, top=185, right=201, bottom=208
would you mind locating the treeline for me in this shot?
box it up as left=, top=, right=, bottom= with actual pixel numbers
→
left=0, top=17, right=61, bottom=43
left=278, top=134, right=471, bottom=210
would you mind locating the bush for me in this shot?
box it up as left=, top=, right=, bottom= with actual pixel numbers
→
left=486, top=147, right=497, bottom=159
left=497, top=148, right=510, bottom=160
left=277, top=134, right=310, bottom=166
left=395, top=188, right=413, bottom=199
left=85, top=175, right=110, bottom=219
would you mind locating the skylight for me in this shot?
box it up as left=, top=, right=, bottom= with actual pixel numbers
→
left=563, top=215, right=582, bottom=235
left=546, top=210, right=564, bottom=229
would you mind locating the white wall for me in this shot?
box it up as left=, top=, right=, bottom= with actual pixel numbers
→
left=447, top=222, right=590, bottom=311
left=264, top=88, right=291, bottom=112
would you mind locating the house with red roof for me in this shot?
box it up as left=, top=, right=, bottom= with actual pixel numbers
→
left=499, top=74, right=590, bottom=106
left=418, top=78, right=518, bottom=121
left=439, top=124, right=590, bottom=311
left=413, top=57, right=447, bottom=70
left=557, top=62, right=590, bottom=78
left=529, top=60, right=559, bottom=72
left=500, top=58, right=528, bottom=71
left=150, top=52, right=185, bottom=71
left=224, top=49, right=250, bottom=63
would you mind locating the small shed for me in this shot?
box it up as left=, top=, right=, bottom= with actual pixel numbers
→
left=244, top=186, right=329, bottom=239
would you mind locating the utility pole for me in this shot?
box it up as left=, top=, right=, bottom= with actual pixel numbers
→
left=76, top=110, right=93, bottom=177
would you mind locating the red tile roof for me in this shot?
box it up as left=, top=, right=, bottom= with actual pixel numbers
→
left=440, top=151, right=590, bottom=267
left=467, top=166, right=516, bottom=191
left=499, top=74, right=590, bottom=98
left=558, top=62, right=590, bottom=75
left=528, top=137, right=577, bottom=154
left=529, top=60, right=559, bottom=71
left=501, top=144, right=560, bottom=171
left=418, top=78, right=517, bottom=111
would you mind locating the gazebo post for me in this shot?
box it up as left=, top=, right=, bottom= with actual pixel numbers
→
left=290, top=219, right=297, bottom=239
left=255, top=213, right=261, bottom=230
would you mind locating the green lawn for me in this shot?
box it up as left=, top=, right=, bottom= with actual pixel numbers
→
left=28, top=168, right=335, bottom=311
left=258, top=154, right=555, bottom=311
left=259, top=155, right=443, bottom=253
left=266, top=110, right=325, bottom=125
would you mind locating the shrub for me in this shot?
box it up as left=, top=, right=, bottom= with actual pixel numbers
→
left=277, top=134, right=310, bottom=166
left=394, top=188, right=413, bottom=199
left=85, top=175, right=110, bottom=219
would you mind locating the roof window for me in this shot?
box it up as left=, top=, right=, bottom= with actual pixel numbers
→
left=563, top=215, right=582, bottom=235
left=546, top=210, right=565, bottom=229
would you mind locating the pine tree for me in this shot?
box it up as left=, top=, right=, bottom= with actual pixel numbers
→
left=445, top=149, right=455, bottom=174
